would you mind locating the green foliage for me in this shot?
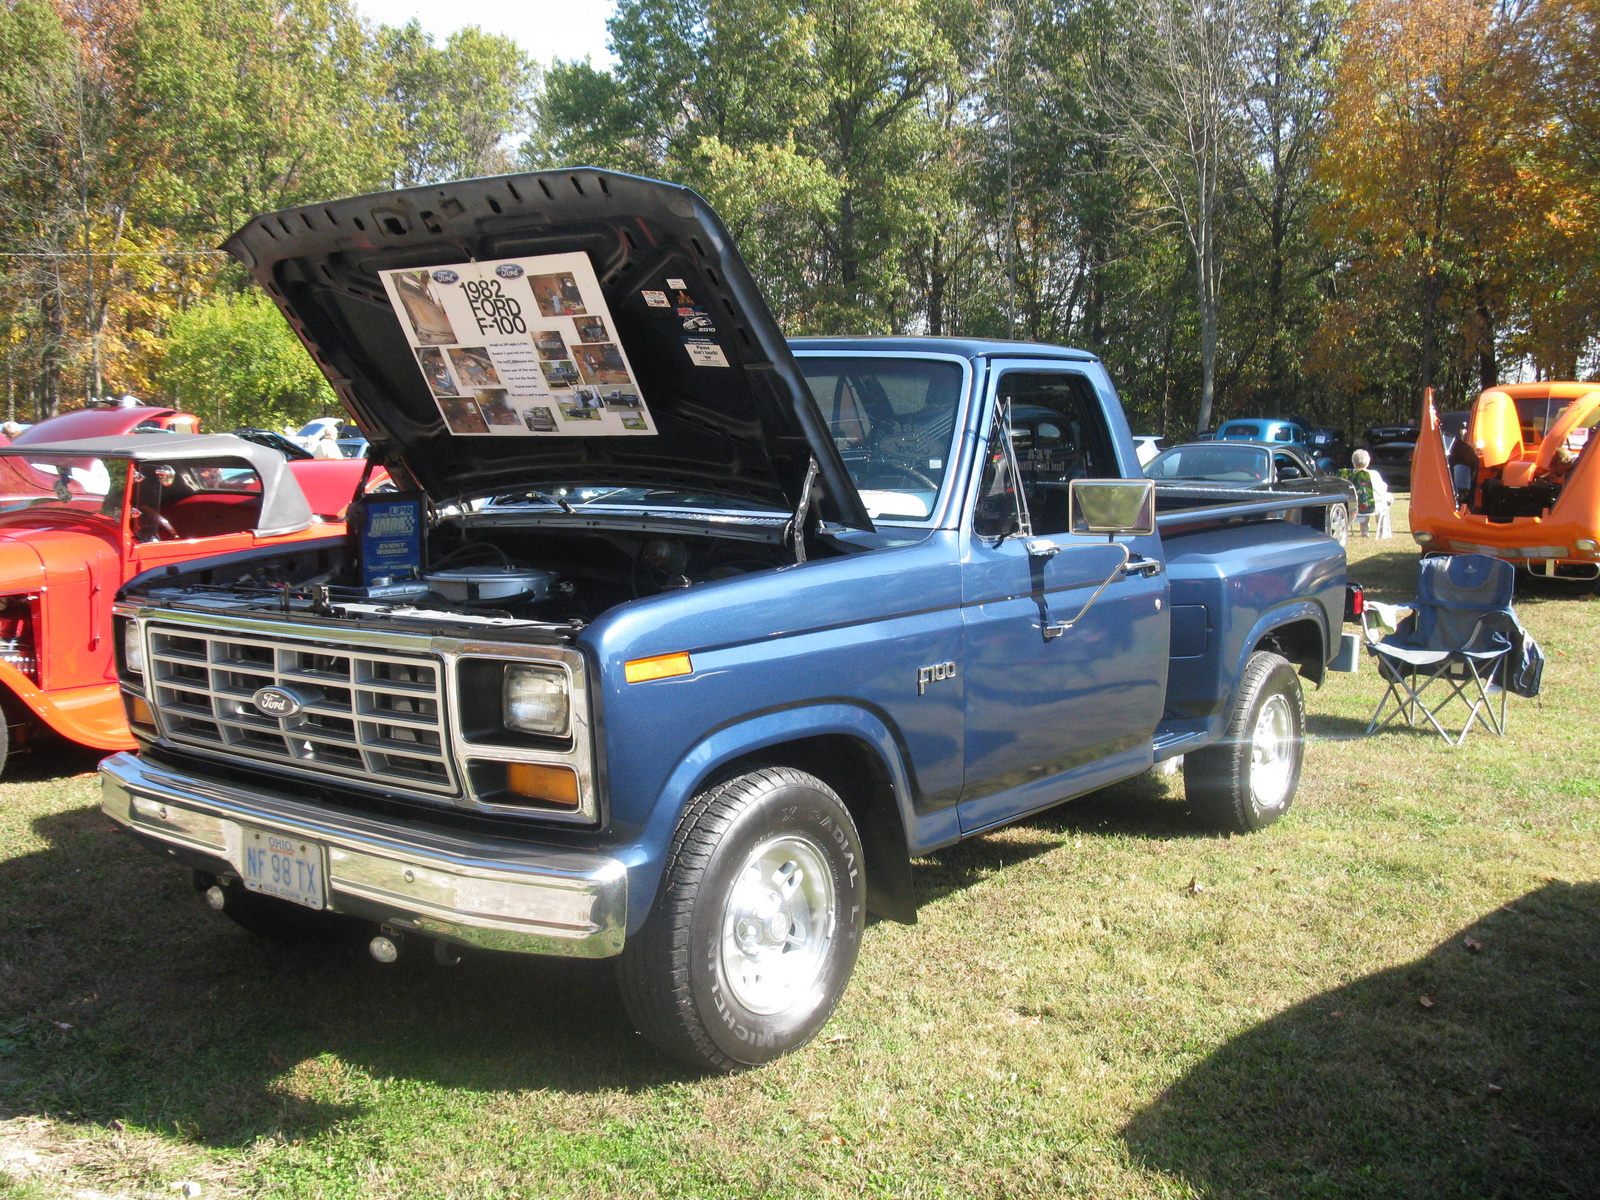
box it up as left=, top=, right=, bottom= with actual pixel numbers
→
left=379, top=22, right=539, bottom=186
left=156, top=292, right=334, bottom=430
left=0, top=0, right=536, bottom=419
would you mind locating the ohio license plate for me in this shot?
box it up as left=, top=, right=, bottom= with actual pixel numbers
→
left=240, top=827, right=326, bottom=910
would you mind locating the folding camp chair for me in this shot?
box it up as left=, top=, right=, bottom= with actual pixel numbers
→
left=1363, top=554, right=1531, bottom=744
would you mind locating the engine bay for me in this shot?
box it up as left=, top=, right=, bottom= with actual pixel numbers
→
left=131, top=507, right=818, bottom=637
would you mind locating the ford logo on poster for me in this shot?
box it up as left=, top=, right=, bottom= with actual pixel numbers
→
left=358, top=497, right=423, bottom=586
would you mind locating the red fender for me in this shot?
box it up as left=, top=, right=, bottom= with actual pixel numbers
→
left=0, top=656, right=132, bottom=751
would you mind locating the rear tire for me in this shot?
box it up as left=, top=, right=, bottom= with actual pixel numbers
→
left=1184, top=651, right=1305, bottom=833
left=617, top=767, right=866, bottom=1073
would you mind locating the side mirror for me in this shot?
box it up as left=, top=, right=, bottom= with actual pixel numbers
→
left=1278, top=465, right=1305, bottom=480
left=1069, top=478, right=1156, bottom=537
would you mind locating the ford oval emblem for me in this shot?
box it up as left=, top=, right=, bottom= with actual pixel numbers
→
left=431, top=268, right=459, bottom=285
left=495, top=263, right=524, bottom=279
left=252, top=686, right=303, bottom=718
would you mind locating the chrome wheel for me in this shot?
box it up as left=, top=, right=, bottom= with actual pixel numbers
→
left=1249, top=693, right=1296, bottom=811
left=1328, top=503, right=1349, bottom=546
left=720, top=834, right=836, bottom=1016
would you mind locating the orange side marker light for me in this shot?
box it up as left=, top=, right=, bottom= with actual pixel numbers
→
left=624, top=652, right=693, bottom=683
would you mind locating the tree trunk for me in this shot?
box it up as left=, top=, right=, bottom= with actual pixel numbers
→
left=1419, top=269, right=1442, bottom=395
left=39, top=284, right=64, bottom=421
left=1475, top=285, right=1497, bottom=390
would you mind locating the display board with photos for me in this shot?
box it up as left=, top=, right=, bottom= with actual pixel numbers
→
left=380, top=252, right=657, bottom=437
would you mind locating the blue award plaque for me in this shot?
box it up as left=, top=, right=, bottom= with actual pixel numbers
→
left=357, top=497, right=423, bottom=585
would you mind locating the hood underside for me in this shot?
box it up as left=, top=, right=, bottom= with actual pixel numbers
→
left=225, top=169, right=871, bottom=528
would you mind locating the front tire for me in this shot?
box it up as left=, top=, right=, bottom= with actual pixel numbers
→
left=617, top=767, right=865, bottom=1073
left=1184, top=651, right=1306, bottom=833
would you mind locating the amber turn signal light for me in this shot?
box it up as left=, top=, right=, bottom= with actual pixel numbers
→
left=624, top=651, right=693, bottom=683
left=505, top=762, right=581, bottom=808
left=123, top=694, right=155, bottom=731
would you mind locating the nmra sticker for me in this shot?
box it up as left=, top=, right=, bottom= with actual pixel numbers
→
left=431, top=269, right=459, bottom=285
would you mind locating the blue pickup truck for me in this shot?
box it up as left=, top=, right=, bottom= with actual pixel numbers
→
left=101, top=169, right=1347, bottom=1072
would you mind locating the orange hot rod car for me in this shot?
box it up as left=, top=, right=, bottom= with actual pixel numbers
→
left=1410, top=382, right=1600, bottom=582
left=0, top=427, right=365, bottom=773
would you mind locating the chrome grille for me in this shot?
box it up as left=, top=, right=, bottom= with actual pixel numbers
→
left=145, top=625, right=455, bottom=794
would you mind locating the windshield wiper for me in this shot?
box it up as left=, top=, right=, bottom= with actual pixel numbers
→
left=518, top=490, right=575, bottom=513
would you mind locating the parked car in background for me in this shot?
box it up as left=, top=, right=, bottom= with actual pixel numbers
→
left=233, top=427, right=312, bottom=461
left=1301, top=424, right=1348, bottom=470
left=1215, top=417, right=1311, bottom=447
left=1143, top=440, right=1355, bottom=544
left=0, top=433, right=356, bottom=774
left=1132, top=435, right=1164, bottom=465
left=1364, top=423, right=1421, bottom=490
left=1411, top=384, right=1600, bottom=582
left=13, top=405, right=201, bottom=446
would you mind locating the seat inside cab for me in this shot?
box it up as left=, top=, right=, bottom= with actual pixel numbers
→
left=136, top=458, right=263, bottom=541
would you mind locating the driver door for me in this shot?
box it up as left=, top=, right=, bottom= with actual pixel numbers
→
left=957, top=367, right=1170, bottom=833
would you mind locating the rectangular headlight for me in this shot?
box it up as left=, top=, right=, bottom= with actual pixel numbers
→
left=503, top=664, right=569, bottom=736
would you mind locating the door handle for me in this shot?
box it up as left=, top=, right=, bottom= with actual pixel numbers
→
left=1119, top=555, right=1163, bottom=579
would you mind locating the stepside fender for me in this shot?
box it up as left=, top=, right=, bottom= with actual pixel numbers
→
left=1233, top=599, right=1330, bottom=700
left=0, top=658, right=131, bottom=750
left=616, top=703, right=921, bottom=934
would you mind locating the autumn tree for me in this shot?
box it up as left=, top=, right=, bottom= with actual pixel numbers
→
left=1317, top=0, right=1530, bottom=406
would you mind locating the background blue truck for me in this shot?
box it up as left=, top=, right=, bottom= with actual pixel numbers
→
left=100, top=170, right=1348, bottom=1072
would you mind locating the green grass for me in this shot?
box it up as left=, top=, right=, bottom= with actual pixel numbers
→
left=2, top=501, right=1598, bottom=1198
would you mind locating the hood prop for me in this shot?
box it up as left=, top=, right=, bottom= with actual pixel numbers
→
left=788, top=457, right=821, bottom=564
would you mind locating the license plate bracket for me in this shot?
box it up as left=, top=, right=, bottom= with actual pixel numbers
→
left=239, top=826, right=326, bottom=910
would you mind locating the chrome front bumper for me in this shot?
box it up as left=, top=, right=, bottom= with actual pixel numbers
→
left=100, top=753, right=627, bottom=958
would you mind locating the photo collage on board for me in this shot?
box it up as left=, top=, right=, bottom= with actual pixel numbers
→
left=381, top=251, right=655, bottom=437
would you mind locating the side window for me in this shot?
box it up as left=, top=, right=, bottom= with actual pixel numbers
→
left=975, top=372, right=1119, bottom=538
left=136, top=457, right=264, bottom=541
left=1273, top=427, right=1294, bottom=443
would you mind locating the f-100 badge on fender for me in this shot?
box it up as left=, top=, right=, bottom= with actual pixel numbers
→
left=917, top=661, right=957, bottom=695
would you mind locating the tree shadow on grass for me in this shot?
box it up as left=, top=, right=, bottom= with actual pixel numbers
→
left=0, top=806, right=694, bottom=1151
left=1123, top=881, right=1600, bottom=1198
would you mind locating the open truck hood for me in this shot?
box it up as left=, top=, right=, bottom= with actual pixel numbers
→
left=225, top=169, right=871, bottom=528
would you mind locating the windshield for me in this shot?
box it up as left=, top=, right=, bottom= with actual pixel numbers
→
left=1145, top=443, right=1272, bottom=483
left=485, top=355, right=968, bottom=523
left=798, top=356, right=965, bottom=522
left=1217, top=423, right=1264, bottom=441
left=0, top=454, right=129, bottom=521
